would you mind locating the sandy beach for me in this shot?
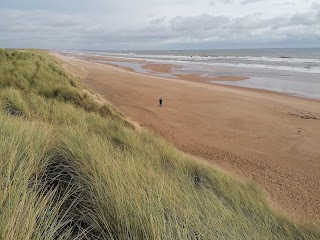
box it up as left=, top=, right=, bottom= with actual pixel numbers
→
left=55, top=53, right=320, bottom=224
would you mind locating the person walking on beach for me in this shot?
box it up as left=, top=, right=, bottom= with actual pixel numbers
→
left=159, top=98, right=163, bottom=107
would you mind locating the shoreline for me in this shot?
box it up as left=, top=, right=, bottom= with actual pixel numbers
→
left=61, top=52, right=320, bottom=102
left=54, top=52, right=320, bottom=224
left=71, top=52, right=320, bottom=104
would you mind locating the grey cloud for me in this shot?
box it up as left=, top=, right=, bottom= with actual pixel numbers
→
left=240, top=0, right=263, bottom=4
left=290, top=8, right=320, bottom=25
left=0, top=9, right=83, bottom=32
left=210, top=0, right=263, bottom=5
left=169, top=12, right=320, bottom=43
left=0, top=0, right=319, bottom=50
left=171, top=15, right=230, bottom=33
left=150, top=17, right=167, bottom=24
left=209, top=0, right=233, bottom=6
left=312, top=2, right=320, bottom=10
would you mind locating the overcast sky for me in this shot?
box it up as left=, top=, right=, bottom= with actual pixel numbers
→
left=0, top=0, right=319, bottom=50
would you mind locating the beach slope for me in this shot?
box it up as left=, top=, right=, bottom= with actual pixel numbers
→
left=56, top=53, right=320, bottom=223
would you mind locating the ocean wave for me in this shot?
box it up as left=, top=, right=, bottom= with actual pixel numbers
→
left=98, top=52, right=320, bottom=64
left=80, top=51, right=320, bottom=74
left=151, top=59, right=320, bottom=73
left=205, top=62, right=320, bottom=74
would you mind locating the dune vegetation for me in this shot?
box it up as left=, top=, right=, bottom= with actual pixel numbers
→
left=0, top=49, right=319, bottom=239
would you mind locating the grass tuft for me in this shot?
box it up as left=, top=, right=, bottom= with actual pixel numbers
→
left=0, top=49, right=319, bottom=239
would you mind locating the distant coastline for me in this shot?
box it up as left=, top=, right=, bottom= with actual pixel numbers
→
left=59, top=49, right=320, bottom=100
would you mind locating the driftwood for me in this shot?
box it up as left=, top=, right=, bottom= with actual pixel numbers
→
left=289, top=109, right=319, bottom=120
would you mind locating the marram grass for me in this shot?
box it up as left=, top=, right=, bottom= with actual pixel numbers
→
left=0, top=49, right=319, bottom=239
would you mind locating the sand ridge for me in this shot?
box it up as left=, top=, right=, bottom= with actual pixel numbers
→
left=55, top=53, right=320, bottom=224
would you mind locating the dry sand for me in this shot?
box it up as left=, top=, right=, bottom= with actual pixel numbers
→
left=55, top=53, right=320, bottom=224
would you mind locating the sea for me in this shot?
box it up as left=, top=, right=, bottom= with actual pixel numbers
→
left=70, top=48, right=320, bottom=99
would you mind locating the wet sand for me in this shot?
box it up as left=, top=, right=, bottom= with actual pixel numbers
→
left=55, top=53, right=320, bottom=224
left=142, top=63, right=249, bottom=82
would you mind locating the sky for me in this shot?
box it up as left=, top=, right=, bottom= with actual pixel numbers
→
left=0, top=0, right=319, bottom=50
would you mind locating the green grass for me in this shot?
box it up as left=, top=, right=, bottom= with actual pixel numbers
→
left=0, top=49, right=319, bottom=239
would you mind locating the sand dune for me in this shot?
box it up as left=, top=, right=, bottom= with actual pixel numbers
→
left=55, top=53, right=320, bottom=224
